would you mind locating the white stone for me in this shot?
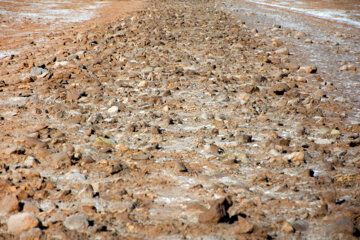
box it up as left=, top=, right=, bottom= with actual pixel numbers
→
left=107, top=106, right=119, bottom=114
left=63, top=214, right=88, bottom=232
left=315, top=138, right=332, bottom=145
left=7, top=213, right=39, bottom=234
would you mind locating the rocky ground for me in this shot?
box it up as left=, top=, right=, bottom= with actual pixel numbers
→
left=0, top=0, right=360, bottom=239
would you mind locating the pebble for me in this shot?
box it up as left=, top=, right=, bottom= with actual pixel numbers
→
left=204, top=143, right=224, bottom=154
left=315, top=138, right=332, bottom=145
left=117, top=143, right=129, bottom=154
left=63, top=213, right=89, bottom=232
left=340, top=64, right=356, bottom=71
left=7, top=213, right=40, bottom=234
left=0, top=195, right=19, bottom=215
left=107, top=106, right=119, bottom=114
left=51, top=152, right=71, bottom=168
left=275, top=47, right=289, bottom=55
left=269, top=148, right=282, bottom=157
left=30, top=67, right=49, bottom=76
left=3, top=146, right=25, bottom=155
left=174, top=161, right=188, bottom=173
left=19, top=228, right=45, bottom=240
left=331, top=129, right=341, bottom=135
left=138, top=80, right=148, bottom=87
left=232, top=216, right=254, bottom=234
left=198, top=197, right=232, bottom=224
left=77, top=185, right=94, bottom=199
left=238, top=92, right=250, bottom=105
left=110, top=163, right=124, bottom=175
left=237, top=134, right=252, bottom=143
left=326, top=214, right=356, bottom=236
left=23, top=156, right=39, bottom=168
left=93, top=137, right=116, bottom=148
left=271, top=83, right=290, bottom=95
left=287, top=152, right=305, bottom=162
left=22, top=201, right=40, bottom=214
left=292, top=220, right=309, bottom=232
left=281, top=220, right=295, bottom=233
left=298, top=65, right=317, bottom=73
left=62, top=169, right=87, bottom=183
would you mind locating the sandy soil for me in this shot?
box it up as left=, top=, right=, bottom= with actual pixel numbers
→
left=0, top=0, right=359, bottom=239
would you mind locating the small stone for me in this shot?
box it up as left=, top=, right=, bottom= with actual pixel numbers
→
left=198, top=197, right=232, bottom=224
left=132, top=152, right=151, bottom=161
left=340, top=64, right=356, bottom=72
left=287, top=152, right=305, bottom=162
left=77, top=185, right=94, bottom=199
left=314, top=90, right=327, bottom=98
left=232, top=216, right=254, bottom=234
left=4, top=146, right=25, bottom=155
left=331, top=129, right=341, bottom=135
left=93, top=137, right=116, bottom=148
left=204, top=144, right=224, bottom=154
left=242, top=84, right=259, bottom=94
left=292, top=220, right=309, bottom=232
left=117, top=143, right=129, bottom=154
left=279, top=138, right=291, bottom=146
left=298, top=66, right=317, bottom=73
left=269, top=148, right=281, bottom=157
left=275, top=47, right=289, bottom=55
left=175, top=161, right=188, bottom=173
left=110, top=163, right=124, bottom=175
left=319, top=128, right=330, bottom=134
left=237, top=92, right=250, bottom=105
left=21, top=137, right=48, bottom=149
left=321, top=191, right=337, bottom=204
left=238, top=152, right=249, bottom=163
left=0, top=195, right=19, bottom=215
left=19, top=228, right=45, bottom=240
left=301, top=169, right=315, bottom=177
left=281, top=220, right=295, bottom=233
left=238, top=134, right=252, bottom=143
left=23, top=156, right=39, bottom=168
left=334, top=96, right=346, bottom=103
left=150, top=126, right=161, bottom=134
left=107, top=106, right=119, bottom=114
left=22, top=201, right=40, bottom=214
left=326, top=214, right=356, bottom=236
left=51, top=152, right=71, bottom=168
left=7, top=213, right=40, bottom=234
left=315, top=138, right=332, bottom=145
left=62, top=169, right=87, bottom=183
left=201, top=112, right=214, bottom=120
left=82, top=155, right=95, bottom=164
left=138, top=80, right=148, bottom=87
left=63, top=213, right=89, bottom=232
left=296, top=126, right=306, bottom=135
left=67, top=54, right=79, bottom=60
left=30, top=67, right=49, bottom=76
left=271, top=83, right=290, bottom=95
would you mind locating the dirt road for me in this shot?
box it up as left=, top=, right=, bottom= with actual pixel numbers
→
left=0, top=0, right=359, bottom=239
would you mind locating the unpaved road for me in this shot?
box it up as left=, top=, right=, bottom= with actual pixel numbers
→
left=0, top=0, right=359, bottom=239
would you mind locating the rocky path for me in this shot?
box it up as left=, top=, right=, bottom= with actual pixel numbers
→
left=0, top=0, right=359, bottom=239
